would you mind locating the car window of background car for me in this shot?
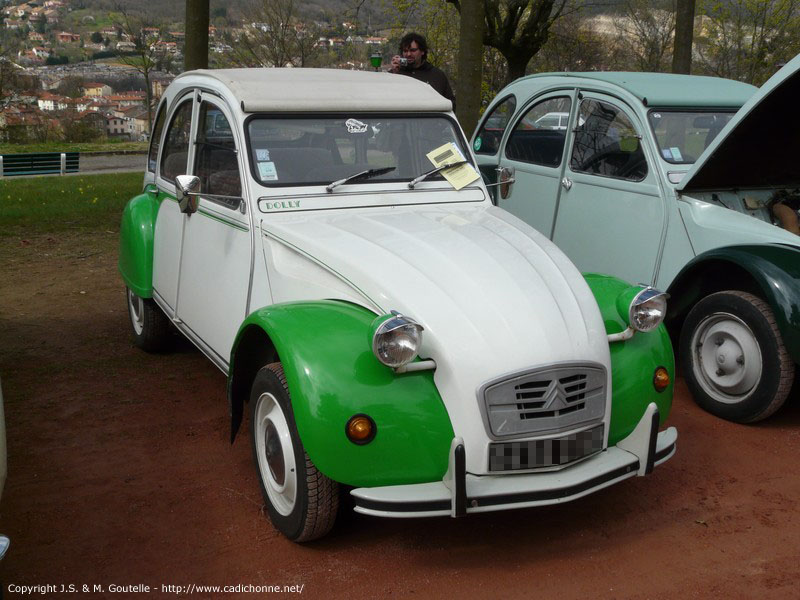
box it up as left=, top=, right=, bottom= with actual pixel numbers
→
left=160, top=100, right=193, bottom=183
left=505, top=97, right=572, bottom=168
left=194, top=101, right=241, bottom=198
left=147, top=103, right=167, bottom=173
left=570, top=99, right=648, bottom=182
left=473, top=95, right=516, bottom=155
left=247, top=116, right=467, bottom=186
left=648, top=111, right=735, bottom=164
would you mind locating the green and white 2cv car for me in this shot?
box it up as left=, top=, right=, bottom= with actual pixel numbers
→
left=119, top=68, right=677, bottom=542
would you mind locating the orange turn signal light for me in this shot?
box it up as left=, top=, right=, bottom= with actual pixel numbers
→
left=346, top=414, right=376, bottom=445
left=653, top=366, right=670, bottom=393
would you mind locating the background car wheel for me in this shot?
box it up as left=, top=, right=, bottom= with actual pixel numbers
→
left=126, top=287, right=171, bottom=352
left=250, top=363, right=338, bottom=542
left=679, top=290, right=794, bottom=423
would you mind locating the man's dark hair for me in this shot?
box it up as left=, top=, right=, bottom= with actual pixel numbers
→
left=399, top=32, right=428, bottom=61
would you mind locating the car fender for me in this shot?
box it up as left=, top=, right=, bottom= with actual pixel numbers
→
left=667, top=244, right=800, bottom=363
left=584, top=273, right=675, bottom=445
left=228, top=300, right=455, bottom=488
left=119, top=190, right=162, bottom=298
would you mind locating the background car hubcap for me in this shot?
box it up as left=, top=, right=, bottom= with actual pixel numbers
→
left=692, top=312, right=762, bottom=402
left=254, top=392, right=297, bottom=516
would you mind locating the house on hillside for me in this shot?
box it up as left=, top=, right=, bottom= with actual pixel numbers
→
left=56, top=31, right=81, bottom=43
left=37, top=91, right=64, bottom=111
left=83, top=82, right=112, bottom=97
left=108, top=92, right=146, bottom=108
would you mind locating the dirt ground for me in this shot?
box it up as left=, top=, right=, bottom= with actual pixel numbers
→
left=1, top=231, right=800, bottom=599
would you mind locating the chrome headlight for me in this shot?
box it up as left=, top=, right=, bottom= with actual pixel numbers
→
left=371, top=313, right=424, bottom=368
left=628, top=287, right=668, bottom=332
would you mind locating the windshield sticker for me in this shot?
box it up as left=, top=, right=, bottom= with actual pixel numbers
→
left=426, top=142, right=479, bottom=191
left=258, top=161, right=278, bottom=181
left=669, top=147, right=683, bottom=161
left=662, top=148, right=672, bottom=159
left=473, top=137, right=482, bottom=152
left=345, top=118, right=368, bottom=134
left=256, top=148, right=271, bottom=161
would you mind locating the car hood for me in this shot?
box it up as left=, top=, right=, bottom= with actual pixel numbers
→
left=260, top=204, right=612, bottom=469
left=679, top=53, right=800, bottom=192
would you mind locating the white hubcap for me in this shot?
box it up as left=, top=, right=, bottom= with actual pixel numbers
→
left=254, top=392, right=297, bottom=516
left=691, top=312, right=762, bottom=403
left=127, top=288, right=144, bottom=335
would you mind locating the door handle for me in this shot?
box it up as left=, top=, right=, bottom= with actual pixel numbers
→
left=561, top=177, right=573, bottom=191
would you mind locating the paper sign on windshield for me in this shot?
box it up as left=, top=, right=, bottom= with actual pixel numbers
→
left=426, top=142, right=479, bottom=190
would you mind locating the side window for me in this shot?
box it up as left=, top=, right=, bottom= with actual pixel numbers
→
left=473, top=95, right=516, bottom=155
left=505, top=96, right=571, bottom=167
left=570, top=99, right=648, bottom=181
left=147, top=102, right=167, bottom=173
left=159, top=99, right=193, bottom=183
left=194, top=101, right=241, bottom=198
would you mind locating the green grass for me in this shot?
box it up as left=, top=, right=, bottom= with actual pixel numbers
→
left=0, top=172, right=144, bottom=237
left=0, top=141, right=148, bottom=154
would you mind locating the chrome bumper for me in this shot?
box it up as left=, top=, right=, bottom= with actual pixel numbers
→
left=351, top=402, right=677, bottom=518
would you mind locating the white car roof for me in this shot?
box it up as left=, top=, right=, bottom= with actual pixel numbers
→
left=175, top=68, right=453, bottom=113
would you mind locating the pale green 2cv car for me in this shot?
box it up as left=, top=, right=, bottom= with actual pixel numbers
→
left=475, top=55, right=800, bottom=424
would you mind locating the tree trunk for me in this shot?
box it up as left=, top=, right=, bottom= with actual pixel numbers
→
left=506, top=54, right=529, bottom=83
left=185, top=0, right=210, bottom=71
left=672, top=0, right=695, bottom=74
left=456, top=0, right=485, bottom=137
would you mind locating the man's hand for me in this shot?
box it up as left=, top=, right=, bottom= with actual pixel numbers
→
left=390, top=55, right=402, bottom=73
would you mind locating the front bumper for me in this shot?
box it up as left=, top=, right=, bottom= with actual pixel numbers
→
left=351, top=402, right=677, bottom=518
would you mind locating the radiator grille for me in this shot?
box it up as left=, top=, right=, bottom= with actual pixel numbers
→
left=482, top=364, right=606, bottom=438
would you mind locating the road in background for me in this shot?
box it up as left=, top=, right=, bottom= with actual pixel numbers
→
left=79, top=152, right=145, bottom=174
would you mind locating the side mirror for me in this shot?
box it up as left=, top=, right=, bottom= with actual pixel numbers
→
left=175, top=174, right=200, bottom=214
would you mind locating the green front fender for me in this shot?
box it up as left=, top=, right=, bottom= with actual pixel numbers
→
left=119, top=189, right=162, bottom=298
left=668, top=244, right=800, bottom=363
left=231, top=300, right=455, bottom=488
left=584, top=274, right=675, bottom=446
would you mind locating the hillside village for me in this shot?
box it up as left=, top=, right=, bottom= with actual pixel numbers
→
left=0, top=0, right=392, bottom=143
left=1, top=0, right=797, bottom=145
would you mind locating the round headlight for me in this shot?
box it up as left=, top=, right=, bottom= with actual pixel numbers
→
left=371, top=313, right=423, bottom=368
left=629, top=287, right=668, bottom=332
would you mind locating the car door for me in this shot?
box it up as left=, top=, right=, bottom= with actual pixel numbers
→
left=496, top=92, right=576, bottom=237
left=473, top=94, right=516, bottom=186
left=552, top=93, right=665, bottom=286
left=152, top=94, right=193, bottom=316
left=175, top=94, right=251, bottom=370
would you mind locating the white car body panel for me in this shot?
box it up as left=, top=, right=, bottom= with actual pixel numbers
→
left=259, top=202, right=612, bottom=474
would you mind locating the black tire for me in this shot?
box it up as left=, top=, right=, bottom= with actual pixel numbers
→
left=679, top=290, right=795, bottom=423
left=126, top=287, right=171, bottom=352
left=250, top=363, right=338, bottom=542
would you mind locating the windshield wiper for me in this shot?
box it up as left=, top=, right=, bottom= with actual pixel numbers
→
left=326, top=166, right=396, bottom=193
left=407, top=160, right=469, bottom=189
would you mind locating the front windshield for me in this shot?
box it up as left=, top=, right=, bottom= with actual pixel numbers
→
left=648, top=110, right=736, bottom=165
left=247, top=115, right=470, bottom=186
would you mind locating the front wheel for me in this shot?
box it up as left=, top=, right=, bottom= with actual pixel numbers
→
left=679, top=290, right=795, bottom=423
left=126, top=287, right=171, bottom=352
left=250, top=363, right=339, bottom=542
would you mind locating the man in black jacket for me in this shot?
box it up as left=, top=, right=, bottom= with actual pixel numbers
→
left=390, top=32, right=456, bottom=110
